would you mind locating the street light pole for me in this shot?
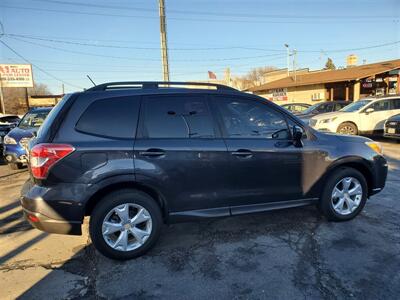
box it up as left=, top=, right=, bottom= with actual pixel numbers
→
left=284, top=44, right=290, bottom=77
left=159, top=0, right=170, bottom=82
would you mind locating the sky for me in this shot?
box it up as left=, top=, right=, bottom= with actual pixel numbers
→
left=0, top=0, right=399, bottom=93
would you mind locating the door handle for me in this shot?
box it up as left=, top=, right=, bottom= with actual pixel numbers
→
left=139, top=149, right=165, bottom=157
left=231, top=149, right=253, bottom=157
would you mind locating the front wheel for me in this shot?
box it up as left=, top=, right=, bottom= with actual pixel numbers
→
left=89, top=189, right=162, bottom=260
left=320, top=167, right=368, bottom=221
left=337, top=122, right=358, bottom=135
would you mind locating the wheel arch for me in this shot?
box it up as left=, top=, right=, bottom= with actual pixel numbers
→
left=323, top=157, right=374, bottom=197
left=84, top=181, right=169, bottom=222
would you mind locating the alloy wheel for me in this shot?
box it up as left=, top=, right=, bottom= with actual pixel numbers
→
left=339, top=126, right=356, bottom=135
left=331, top=177, right=363, bottom=215
left=102, top=203, right=153, bottom=251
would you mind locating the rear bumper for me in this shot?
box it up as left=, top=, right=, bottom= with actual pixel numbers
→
left=22, top=208, right=82, bottom=235
left=20, top=180, right=86, bottom=235
left=384, top=133, right=400, bottom=140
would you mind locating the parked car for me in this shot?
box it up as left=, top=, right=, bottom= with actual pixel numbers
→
left=0, top=115, right=21, bottom=157
left=3, top=107, right=52, bottom=170
left=21, top=82, right=387, bottom=260
left=280, top=103, right=311, bottom=114
left=310, top=96, right=400, bottom=135
left=297, top=101, right=349, bottom=123
left=384, top=113, right=400, bottom=141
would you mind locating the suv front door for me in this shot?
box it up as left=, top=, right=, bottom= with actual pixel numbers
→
left=134, top=94, right=231, bottom=216
left=360, top=99, right=393, bottom=132
left=212, top=96, right=314, bottom=212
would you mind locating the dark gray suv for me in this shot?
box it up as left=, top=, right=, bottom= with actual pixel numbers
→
left=21, top=82, right=387, bottom=260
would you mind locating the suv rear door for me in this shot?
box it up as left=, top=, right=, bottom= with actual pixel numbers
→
left=134, top=94, right=231, bottom=215
left=211, top=95, right=309, bottom=211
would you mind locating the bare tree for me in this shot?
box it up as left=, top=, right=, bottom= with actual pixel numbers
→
left=234, top=66, right=277, bottom=89
left=2, top=83, right=51, bottom=114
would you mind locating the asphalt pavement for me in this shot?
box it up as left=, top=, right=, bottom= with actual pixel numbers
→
left=0, top=139, right=399, bottom=299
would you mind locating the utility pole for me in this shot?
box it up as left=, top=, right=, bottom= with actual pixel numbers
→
left=0, top=79, right=5, bottom=114
left=284, top=44, right=290, bottom=77
left=159, top=0, right=170, bottom=82
left=293, top=49, right=297, bottom=82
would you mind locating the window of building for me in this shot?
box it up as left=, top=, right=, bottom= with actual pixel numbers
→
left=143, top=96, right=215, bottom=138
left=216, top=97, right=289, bottom=139
left=76, top=96, right=140, bottom=139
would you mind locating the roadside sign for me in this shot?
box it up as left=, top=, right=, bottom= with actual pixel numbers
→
left=0, top=64, right=34, bottom=88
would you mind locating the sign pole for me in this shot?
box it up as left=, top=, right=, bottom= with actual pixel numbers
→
left=0, top=78, right=5, bottom=114
left=24, top=87, right=29, bottom=110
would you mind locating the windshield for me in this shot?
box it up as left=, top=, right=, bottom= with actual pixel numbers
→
left=302, top=103, right=321, bottom=114
left=18, top=111, right=50, bottom=129
left=340, top=100, right=372, bottom=112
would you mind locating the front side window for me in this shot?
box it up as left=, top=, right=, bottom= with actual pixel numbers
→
left=143, top=96, right=215, bottom=138
left=216, top=97, right=289, bottom=139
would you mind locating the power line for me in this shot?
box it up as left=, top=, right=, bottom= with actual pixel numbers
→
left=31, top=0, right=399, bottom=20
left=0, top=40, right=84, bottom=90
left=2, top=34, right=283, bottom=52
left=2, top=5, right=399, bottom=24
left=6, top=36, right=287, bottom=62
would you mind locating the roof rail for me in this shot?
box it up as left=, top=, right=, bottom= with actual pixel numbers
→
left=85, top=81, right=237, bottom=92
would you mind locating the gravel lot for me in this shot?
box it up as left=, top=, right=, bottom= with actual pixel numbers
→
left=0, top=139, right=399, bottom=299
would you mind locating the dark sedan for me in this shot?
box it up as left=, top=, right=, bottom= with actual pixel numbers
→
left=384, top=114, right=400, bottom=141
left=297, top=100, right=349, bottom=124
left=0, top=115, right=21, bottom=156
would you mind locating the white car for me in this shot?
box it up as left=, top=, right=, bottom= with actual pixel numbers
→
left=309, top=96, right=400, bottom=135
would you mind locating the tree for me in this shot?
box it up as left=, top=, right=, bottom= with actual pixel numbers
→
left=324, top=58, right=336, bottom=70
left=2, top=83, right=51, bottom=114
left=234, top=66, right=277, bottom=89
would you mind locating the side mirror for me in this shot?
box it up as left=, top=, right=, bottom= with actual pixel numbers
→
left=365, top=107, right=374, bottom=114
left=292, top=125, right=304, bottom=148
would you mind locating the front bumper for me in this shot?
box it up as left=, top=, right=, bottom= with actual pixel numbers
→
left=20, top=180, right=85, bottom=235
left=3, top=144, right=28, bottom=164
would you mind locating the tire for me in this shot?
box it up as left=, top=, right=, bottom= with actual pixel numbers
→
left=8, top=163, right=23, bottom=170
left=337, top=122, right=358, bottom=135
left=320, top=167, right=368, bottom=221
left=89, top=189, right=162, bottom=260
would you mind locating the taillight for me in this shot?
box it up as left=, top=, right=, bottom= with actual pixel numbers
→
left=30, top=144, right=75, bottom=179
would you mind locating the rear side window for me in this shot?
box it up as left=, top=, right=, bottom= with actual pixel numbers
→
left=142, top=95, right=215, bottom=138
left=76, top=96, right=140, bottom=139
left=391, top=98, right=400, bottom=109
left=372, top=100, right=390, bottom=111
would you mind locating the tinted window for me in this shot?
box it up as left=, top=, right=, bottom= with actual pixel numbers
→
left=19, top=110, right=51, bottom=129
left=216, top=97, right=289, bottom=139
left=143, top=96, right=215, bottom=138
left=335, top=103, right=347, bottom=111
left=76, top=96, right=139, bottom=139
left=372, top=100, right=390, bottom=111
left=391, top=98, right=400, bottom=109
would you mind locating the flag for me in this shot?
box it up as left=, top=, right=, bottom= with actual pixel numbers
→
left=208, top=71, right=217, bottom=80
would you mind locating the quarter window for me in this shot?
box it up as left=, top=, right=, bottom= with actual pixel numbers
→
left=216, top=97, right=290, bottom=139
left=76, top=96, right=140, bottom=139
left=143, top=96, right=215, bottom=138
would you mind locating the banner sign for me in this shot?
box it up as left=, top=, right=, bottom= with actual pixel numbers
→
left=0, top=64, right=34, bottom=88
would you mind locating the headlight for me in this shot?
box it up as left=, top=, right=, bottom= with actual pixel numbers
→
left=365, top=141, right=383, bottom=155
left=4, top=135, right=17, bottom=145
left=320, top=117, right=337, bottom=124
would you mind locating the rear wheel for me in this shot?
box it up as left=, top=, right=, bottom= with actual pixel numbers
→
left=89, top=189, right=162, bottom=260
left=320, top=167, right=367, bottom=221
left=337, top=122, right=358, bottom=135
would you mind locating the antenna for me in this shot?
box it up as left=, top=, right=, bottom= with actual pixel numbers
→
left=86, top=75, right=96, bottom=86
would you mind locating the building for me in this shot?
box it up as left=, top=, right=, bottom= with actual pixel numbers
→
left=249, top=59, right=400, bottom=104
